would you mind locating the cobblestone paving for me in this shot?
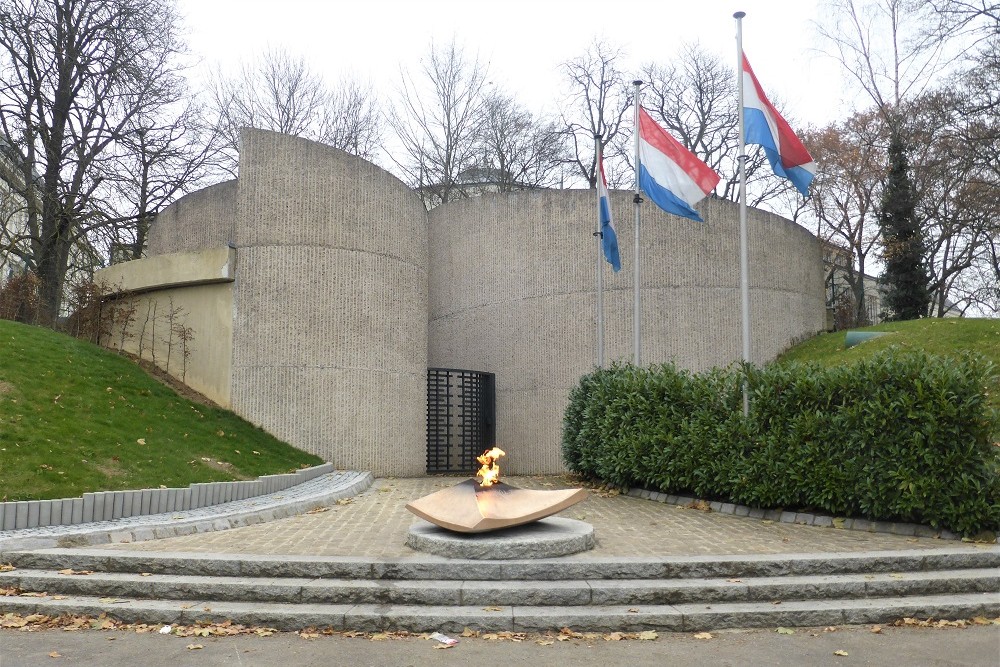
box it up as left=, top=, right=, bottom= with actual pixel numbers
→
left=97, top=476, right=976, bottom=559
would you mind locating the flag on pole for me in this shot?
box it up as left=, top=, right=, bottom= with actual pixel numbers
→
left=637, top=107, right=721, bottom=222
left=597, top=150, right=621, bottom=272
left=740, top=53, right=816, bottom=196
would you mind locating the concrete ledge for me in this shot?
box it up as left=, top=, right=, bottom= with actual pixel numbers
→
left=626, top=488, right=993, bottom=543
left=0, top=463, right=336, bottom=530
left=95, top=246, right=235, bottom=295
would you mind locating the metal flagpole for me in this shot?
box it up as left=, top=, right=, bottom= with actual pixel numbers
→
left=734, top=11, right=751, bottom=415
left=595, top=138, right=605, bottom=369
left=632, top=79, right=643, bottom=367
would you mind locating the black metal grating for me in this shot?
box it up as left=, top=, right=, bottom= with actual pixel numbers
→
left=426, top=368, right=495, bottom=474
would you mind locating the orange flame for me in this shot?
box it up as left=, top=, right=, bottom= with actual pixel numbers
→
left=476, top=446, right=506, bottom=487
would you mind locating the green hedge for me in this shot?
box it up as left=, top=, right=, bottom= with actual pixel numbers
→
left=562, top=349, right=1000, bottom=537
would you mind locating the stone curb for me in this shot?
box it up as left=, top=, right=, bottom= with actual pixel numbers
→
left=0, top=470, right=373, bottom=554
left=6, top=546, right=999, bottom=580
left=626, top=488, right=1000, bottom=543
left=0, top=462, right=337, bottom=531
left=1, top=593, right=997, bottom=633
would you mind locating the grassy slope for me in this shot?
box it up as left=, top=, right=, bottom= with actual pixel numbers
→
left=0, top=320, right=323, bottom=501
left=775, top=318, right=1000, bottom=413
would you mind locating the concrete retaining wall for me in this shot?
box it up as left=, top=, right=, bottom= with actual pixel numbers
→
left=228, top=130, right=428, bottom=476
left=130, top=131, right=825, bottom=476
left=427, top=191, right=825, bottom=474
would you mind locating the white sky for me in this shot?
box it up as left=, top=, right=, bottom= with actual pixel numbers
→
left=175, top=0, right=848, bottom=130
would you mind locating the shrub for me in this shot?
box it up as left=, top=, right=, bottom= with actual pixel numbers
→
left=562, top=349, right=1000, bottom=537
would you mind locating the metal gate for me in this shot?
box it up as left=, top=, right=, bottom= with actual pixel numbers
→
left=426, top=368, right=496, bottom=474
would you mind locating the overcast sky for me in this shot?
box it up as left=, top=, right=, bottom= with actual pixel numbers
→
left=175, top=0, right=849, bottom=130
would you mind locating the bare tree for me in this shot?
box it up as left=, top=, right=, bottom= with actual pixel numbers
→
left=818, top=0, right=950, bottom=116
left=906, top=60, right=1000, bottom=316
left=802, top=111, right=887, bottom=325
left=475, top=91, right=567, bottom=192
left=0, top=0, right=189, bottom=324
left=640, top=43, right=791, bottom=208
left=390, top=39, right=490, bottom=207
left=95, top=98, right=221, bottom=262
left=207, top=47, right=383, bottom=176
left=559, top=40, right=633, bottom=189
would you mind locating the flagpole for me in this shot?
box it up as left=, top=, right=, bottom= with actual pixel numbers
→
left=735, top=11, right=751, bottom=415
left=595, top=138, right=605, bottom=369
left=632, top=79, right=643, bottom=367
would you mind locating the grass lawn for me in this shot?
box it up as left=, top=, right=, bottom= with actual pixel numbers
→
left=776, top=318, right=1000, bottom=414
left=0, top=320, right=324, bottom=502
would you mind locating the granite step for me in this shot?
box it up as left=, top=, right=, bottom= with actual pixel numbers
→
left=1, top=592, right=997, bottom=633
left=5, top=547, right=999, bottom=581
left=1, top=568, right=996, bottom=607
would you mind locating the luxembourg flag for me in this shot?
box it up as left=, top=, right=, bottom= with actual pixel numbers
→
left=740, top=53, right=816, bottom=196
left=597, top=150, right=621, bottom=272
left=637, top=107, right=721, bottom=222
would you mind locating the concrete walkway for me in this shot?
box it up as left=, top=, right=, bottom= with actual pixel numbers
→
left=58, top=475, right=991, bottom=560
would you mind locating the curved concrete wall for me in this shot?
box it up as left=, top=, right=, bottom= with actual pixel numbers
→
left=427, top=190, right=824, bottom=475
left=228, top=130, right=429, bottom=476
left=148, top=180, right=237, bottom=256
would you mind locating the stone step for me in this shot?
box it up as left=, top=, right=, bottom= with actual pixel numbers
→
left=1, top=591, right=997, bottom=633
left=5, top=547, right=999, bottom=581
left=1, top=568, right=996, bottom=607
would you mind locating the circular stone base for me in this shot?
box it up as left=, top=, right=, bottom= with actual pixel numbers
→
left=407, top=517, right=595, bottom=559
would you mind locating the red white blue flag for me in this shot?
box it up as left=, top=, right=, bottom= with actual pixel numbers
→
left=597, top=149, right=620, bottom=272
left=740, top=53, right=816, bottom=196
left=637, top=107, right=721, bottom=222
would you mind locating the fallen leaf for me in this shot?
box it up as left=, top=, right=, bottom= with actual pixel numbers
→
left=461, top=627, right=478, bottom=637
left=693, top=632, right=713, bottom=640
left=0, top=564, right=16, bottom=572
left=604, top=632, right=624, bottom=641
left=727, top=578, right=742, bottom=583
left=824, top=626, right=838, bottom=632
left=140, top=573, right=151, bottom=577
left=186, top=644, right=203, bottom=650
left=483, top=606, right=503, bottom=612
left=57, top=569, right=93, bottom=576
left=432, top=644, right=453, bottom=649
left=889, top=573, right=904, bottom=579
left=776, top=627, right=795, bottom=634
left=49, top=651, right=61, bottom=658
left=870, top=625, right=882, bottom=634
left=136, top=438, right=146, bottom=445
left=536, top=639, right=554, bottom=645
left=834, top=650, right=849, bottom=657
left=627, top=608, right=639, bottom=613
left=370, top=633, right=389, bottom=641
left=638, top=630, right=658, bottom=640
left=481, top=633, right=499, bottom=641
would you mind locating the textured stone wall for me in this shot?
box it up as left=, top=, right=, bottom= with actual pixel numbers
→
left=229, top=130, right=428, bottom=476
left=94, top=248, right=235, bottom=407
left=147, top=180, right=237, bottom=256
left=428, top=190, right=825, bottom=475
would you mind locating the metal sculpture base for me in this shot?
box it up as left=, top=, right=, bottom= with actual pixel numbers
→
left=405, top=479, right=588, bottom=533
left=407, top=517, right=595, bottom=559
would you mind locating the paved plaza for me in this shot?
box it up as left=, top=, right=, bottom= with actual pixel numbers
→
left=92, top=475, right=978, bottom=559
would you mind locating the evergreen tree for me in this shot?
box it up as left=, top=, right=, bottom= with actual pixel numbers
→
left=879, top=130, right=930, bottom=320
